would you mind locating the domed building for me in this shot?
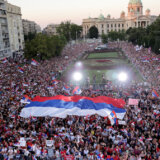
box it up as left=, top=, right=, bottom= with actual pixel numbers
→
left=82, top=0, right=157, bottom=37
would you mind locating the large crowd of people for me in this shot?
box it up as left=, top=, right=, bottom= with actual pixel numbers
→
left=0, top=40, right=160, bottom=160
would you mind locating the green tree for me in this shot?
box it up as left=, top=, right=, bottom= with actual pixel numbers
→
left=57, top=21, right=82, bottom=41
left=24, top=32, right=36, bottom=41
left=88, top=26, right=99, bottom=38
left=24, top=33, right=66, bottom=60
left=126, top=16, right=160, bottom=54
left=101, top=34, right=108, bottom=44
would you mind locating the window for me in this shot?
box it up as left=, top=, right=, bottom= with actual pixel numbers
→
left=115, top=24, right=116, bottom=27
left=102, top=24, right=104, bottom=28
left=118, top=24, right=120, bottom=27
left=111, top=24, right=113, bottom=28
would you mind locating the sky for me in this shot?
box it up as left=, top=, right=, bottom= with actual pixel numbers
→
left=8, top=0, right=160, bottom=29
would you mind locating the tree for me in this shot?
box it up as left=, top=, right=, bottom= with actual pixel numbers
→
left=24, top=33, right=66, bottom=60
left=126, top=15, right=160, bottom=54
left=24, top=32, right=36, bottom=41
left=101, top=34, right=108, bottom=44
left=57, top=21, right=82, bottom=41
left=88, top=26, right=99, bottom=38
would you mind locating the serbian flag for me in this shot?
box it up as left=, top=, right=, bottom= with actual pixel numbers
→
left=20, top=95, right=126, bottom=119
left=18, top=67, right=24, bottom=73
left=152, top=89, right=159, bottom=98
left=31, top=59, right=38, bottom=66
left=109, top=110, right=117, bottom=125
left=52, top=80, right=59, bottom=85
left=63, top=85, right=71, bottom=93
left=1, top=58, right=8, bottom=63
left=72, top=86, right=82, bottom=95
left=20, top=95, right=31, bottom=104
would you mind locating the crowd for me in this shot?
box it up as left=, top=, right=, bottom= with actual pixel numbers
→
left=0, top=40, right=160, bottom=160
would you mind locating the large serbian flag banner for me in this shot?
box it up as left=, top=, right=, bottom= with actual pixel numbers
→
left=20, top=95, right=126, bottom=119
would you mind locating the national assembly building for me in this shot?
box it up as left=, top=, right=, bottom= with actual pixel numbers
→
left=82, top=0, right=158, bottom=37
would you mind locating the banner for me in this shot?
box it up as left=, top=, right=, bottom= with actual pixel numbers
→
left=46, top=140, right=53, bottom=147
left=20, top=95, right=126, bottom=119
left=128, top=99, right=139, bottom=105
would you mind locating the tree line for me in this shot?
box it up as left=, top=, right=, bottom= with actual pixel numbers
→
left=101, top=16, right=160, bottom=54
left=24, top=21, right=82, bottom=60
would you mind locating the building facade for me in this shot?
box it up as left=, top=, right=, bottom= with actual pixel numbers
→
left=6, top=2, right=24, bottom=53
left=82, top=0, right=157, bottom=37
left=43, top=24, right=59, bottom=36
left=0, top=0, right=10, bottom=59
left=22, top=19, right=41, bottom=36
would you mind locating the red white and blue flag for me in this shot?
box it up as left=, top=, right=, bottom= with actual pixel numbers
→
left=18, top=67, right=24, bottom=73
left=1, top=58, right=8, bottom=63
left=72, top=86, right=82, bottom=95
left=20, top=95, right=31, bottom=104
left=152, top=89, right=159, bottom=98
left=109, top=110, right=117, bottom=125
left=63, top=85, right=71, bottom=94
left=31, top=59, right=38, bottom=66
left=52, top=80, right=59, bottom=85
left=20, top=95, right=126, bottom=119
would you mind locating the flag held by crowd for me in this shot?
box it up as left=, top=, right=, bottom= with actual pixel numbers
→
left=31, top=59, right=38, bottom=66
left=52, top=79, right=59, bottom=85
left=109, top=110, right=117, bottom=125
left=63, top=85, right=71, bottom=95
left=72, top=86, right=82, bottom=95
left=152, top=89, right=159, bottom=98
left=1, top=58, right=8, bottom=63
left=20, top=95, right=126, bottom=119
left=20, top=95, right=31, bottom=104
left=18, top=67, right=24, bottom=73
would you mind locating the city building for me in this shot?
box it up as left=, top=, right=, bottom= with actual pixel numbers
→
left=22, top=19, right=41, bottom=36
left=43, top=24, right=59, bottom=36
left=0, top=0, right=10, bottom=58
left=6, top=2, right=24, bottom=53
left=82, top=0, right=158, bottom=37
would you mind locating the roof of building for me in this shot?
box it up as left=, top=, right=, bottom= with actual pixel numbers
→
left=98, top=14, right=105, bottom=20
left=146, top=8, right=150, bottom=12
left=129, top=0, right=142, bottom=4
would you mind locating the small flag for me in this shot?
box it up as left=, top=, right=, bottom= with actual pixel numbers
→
left=31, top=59, right=38, bottom=66
left=138, top=137, right=144, bottom=145
left=152, top=89, right=159, bottom=98
left=18, top=67, right=24, bottom=73
left=20, top=95, right=31, bottom=104
left=52, top=80, right=59, bottom=85
left=72, top=86, right=82, bottom=95
left=63, top=85, right=71, bottom=94
left=1, top=58, right=8, bottom=63
left=109, top=110, right=117, bottom=125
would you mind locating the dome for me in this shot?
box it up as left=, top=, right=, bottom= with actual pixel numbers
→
left=146, top=8, right=150, bottom=12
left=129, top=0, right=142, bottom=4
left=121, top=11, right=125, bottom=14
left=98, top=14, right=105, bottom=20
left=107, top=14, right=111, bottom=18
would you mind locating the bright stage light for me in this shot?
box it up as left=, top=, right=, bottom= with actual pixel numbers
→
left=72, top=72, right=83, bottom=81
left=118, top=72, right=128, bottom=82
left=75, top=62, right=82, bottom=67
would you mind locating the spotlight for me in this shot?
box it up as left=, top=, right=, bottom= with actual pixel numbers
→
left=118, top=72, right=127, bottom=82
left=75, top=62, right=82, bottom=67
left=72, top=72, right=82, bottom=81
